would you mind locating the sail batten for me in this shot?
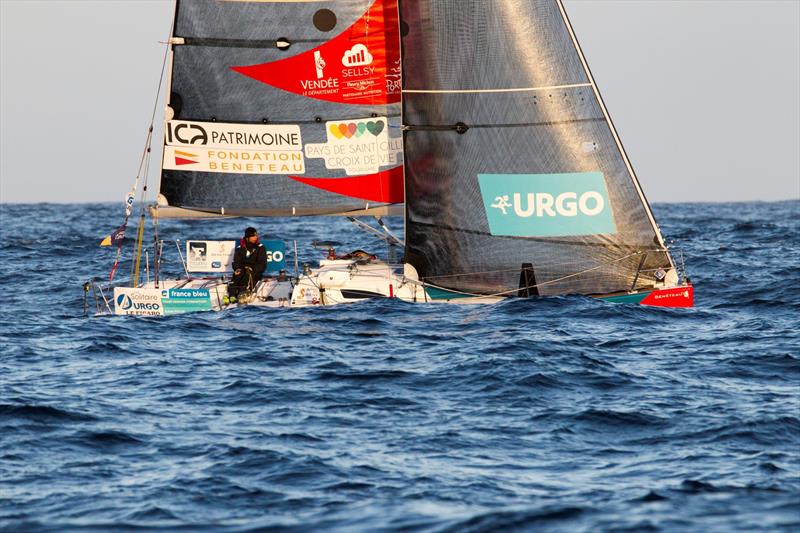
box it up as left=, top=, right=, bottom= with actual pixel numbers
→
left=403, top=83, right=593, bottom=94
left=176, top=37, right=326, bottom=48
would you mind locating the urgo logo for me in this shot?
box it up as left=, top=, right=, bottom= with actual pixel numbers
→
left=478, top=172, right=617, bottom=237
left=491, top=191, right=606, bottom=218
left=266, top=250, right=284, bottom=262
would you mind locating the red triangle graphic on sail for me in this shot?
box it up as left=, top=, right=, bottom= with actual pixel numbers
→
left=230, top=0, right=401, bottom=106
left=290, top=166, right=403, bottom=204
left=174, top=157, right=197, bottom=166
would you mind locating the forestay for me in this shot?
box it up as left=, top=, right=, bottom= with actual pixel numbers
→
left=400, top=0, right=674, bottom=296
left=159, top=0, right=403, bottom=216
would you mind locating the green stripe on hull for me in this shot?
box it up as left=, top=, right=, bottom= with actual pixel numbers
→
left=425, top=286, right=655, bottom=304
left=425, top=286, right=476, bottom=300
left=599, top=292, right=648, bottom=304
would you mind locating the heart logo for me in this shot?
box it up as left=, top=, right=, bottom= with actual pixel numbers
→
left=355, top=122, right=366, bottom=138
left=348, top=123, right=357, bottom=137
left=366, top=120, right=384, bottom=136
left=338, top=123, right=351, bottom=139
left=329, top=124, right=344, bottom=139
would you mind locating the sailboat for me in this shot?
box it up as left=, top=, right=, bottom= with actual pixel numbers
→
left=93, top=0, right=693, bottom=316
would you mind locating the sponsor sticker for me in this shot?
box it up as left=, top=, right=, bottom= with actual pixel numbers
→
left=640, top=285, right=694, bottom=308
left=186, top=240, right=286, bottom=274
left=163, top=120, right=305, bottom=175
left=297, top=287, right=321, bottom=305
left=304, top=117, right=402, bottom=176
left=114, top=287, right=213, bottom=315
left=161, top=288, right=212, bottom=313
left=186, top=241, right=236, bottom=273
left=230, top=0, right=401, bottom=106
left=478, top=172, right=616, bottom=237
left=114, top=288, right=164, bottom=316
left=264, top=240, right=286, bottom=274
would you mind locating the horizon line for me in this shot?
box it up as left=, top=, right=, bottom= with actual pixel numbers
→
left=1, top=197, right=798, bottom=206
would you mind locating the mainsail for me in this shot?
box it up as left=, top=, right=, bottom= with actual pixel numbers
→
left=400, top=0, right=675, bottom=296
left=159, top=0, right=403, bottom=216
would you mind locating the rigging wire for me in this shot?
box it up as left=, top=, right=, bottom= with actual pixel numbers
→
left=420, top=249, right=665, bottom=281
left=131, top=15, right=173, bottom=286
left=413, top=250, right=652, bottom=300
left=298, top=250, right=661, bottom=304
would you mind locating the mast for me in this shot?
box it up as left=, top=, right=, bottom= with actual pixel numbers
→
left=162, top=0, right=179, bottom=178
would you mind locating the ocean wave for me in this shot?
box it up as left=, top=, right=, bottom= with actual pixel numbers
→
left=1, top=201, right=798, bottom=530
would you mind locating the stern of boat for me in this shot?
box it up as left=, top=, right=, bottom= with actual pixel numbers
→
left=600, top=283, right=694, bottom=308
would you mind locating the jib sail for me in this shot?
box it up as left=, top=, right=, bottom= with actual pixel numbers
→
left=159, top=0, right=403, bottom=216
left=400, top=0, right=675, bottom=296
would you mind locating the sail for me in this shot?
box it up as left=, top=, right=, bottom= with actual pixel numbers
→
left=400, top=0, right=675, bottom=296
left=159, top=0, right=403, bottom=216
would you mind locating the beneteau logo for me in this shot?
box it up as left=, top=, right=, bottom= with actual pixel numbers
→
left=173, top=150, right=199, bottom=166
left=478, top=172, right=617, bottom=237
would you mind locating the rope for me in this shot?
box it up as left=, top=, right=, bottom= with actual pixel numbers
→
left=413, top=251, right=649, bottom=300
left=421, top=249, right=664, bottom=282
left=302, top=250, right=651, bottom=303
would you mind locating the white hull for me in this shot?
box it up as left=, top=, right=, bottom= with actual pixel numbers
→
left=109, top=257, right=685, bottom=315
left=290, top=259, right=504, bottom=306
left=110, top=257, right=504, bottom=315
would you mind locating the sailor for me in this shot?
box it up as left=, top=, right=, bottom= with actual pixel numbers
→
left=229, top=227, right=267, bottom=298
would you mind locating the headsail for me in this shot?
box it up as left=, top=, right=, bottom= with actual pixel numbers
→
left=400, top=0, right=675, bottom=296
left=158, top=0, right=403, bottom=217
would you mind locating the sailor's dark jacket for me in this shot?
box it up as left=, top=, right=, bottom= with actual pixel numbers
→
left=233, top=242, right=267, bottom=280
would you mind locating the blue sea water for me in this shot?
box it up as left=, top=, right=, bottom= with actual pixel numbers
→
left=0, top=200, right=798, bottom=532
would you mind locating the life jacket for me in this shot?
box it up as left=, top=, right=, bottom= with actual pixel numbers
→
left=239, top=238, right=263, bottom=259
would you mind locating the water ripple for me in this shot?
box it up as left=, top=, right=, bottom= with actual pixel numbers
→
left=0, top=201, right=798, bottom=531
